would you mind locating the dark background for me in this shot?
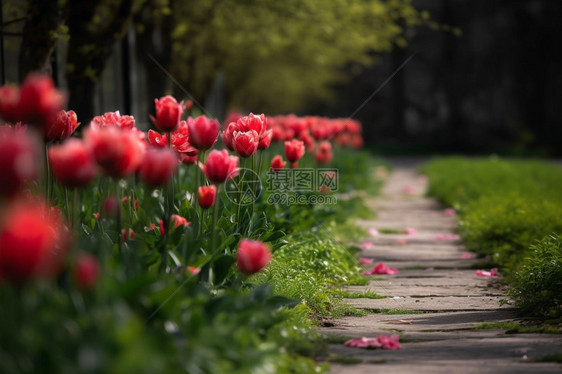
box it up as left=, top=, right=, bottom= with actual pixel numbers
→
left=321, top=0, right=562, bottom=155
left=2, top=0, right=561, bottom=155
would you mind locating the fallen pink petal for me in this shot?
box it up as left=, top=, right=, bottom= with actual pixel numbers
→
left=425, top=267, right=434, bottom=271
left=394, top=239, right=407, bottom=245
left=344, top=335, right=402, bottom=350
left=404, top=227, right=418, bottom=236
left=461, top=252, right=473, bottom=259
left=475, top=268, right=500, bottom=278
left=359, top=257, right=374, bottom=264
left=403, top=185, right=415, bottom=195
left=444, top=208, right=457, bottom=217
left=363, top=263, right=399, bottom=275
left=360, top=241, right=374, bottom=249
left=435, top=233, right=460, bottom=241
left=367, top=227, right=379, bottom=236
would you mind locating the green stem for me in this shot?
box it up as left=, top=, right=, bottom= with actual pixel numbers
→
left=211, top=185, right=220, bottom=253
left=116, top=181, right=122, bottom=253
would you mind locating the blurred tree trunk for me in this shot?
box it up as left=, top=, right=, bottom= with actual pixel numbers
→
left=134, top=3, right=174, bottom=117
left=66, top=0, right=136, bottom=123
left=18, top=0, right=62, bottom=81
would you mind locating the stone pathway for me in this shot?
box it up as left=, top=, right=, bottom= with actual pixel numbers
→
left=321, top=159, right=562, bottom=373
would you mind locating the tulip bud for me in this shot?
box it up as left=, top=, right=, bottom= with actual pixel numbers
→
left=159, top=214, right=190, bottom=236
left=258, top=129, right=272, bottom=150
left=284, top=139, right=305, bottom=163
left=48, top=138, right=97, bottom=188
left=73, top=253, right=100, bottom=291
left=314, top=141, right=332, bottom=164
left=236, top=239, right=272, bottom=275
left=138, top=147, right=178, bottom=188
left=152, top=95, right=184, bottom=132
left=103, top=196, right=119, bottom=218
left=187, top=115, right=220, bottom=150
left=270, top=155, right=286, bottom=172
left=0, top=85, right=20, bottom=123
left=198, top=185, right=217, bottom=209
left=0, top=126, right=38, bottom=198
left=44, top=110, right=80, bottom=142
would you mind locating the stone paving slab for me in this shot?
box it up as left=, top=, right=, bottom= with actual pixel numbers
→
left=345, top=296, right=511, bottom=312
left=320, top=160, right=562, bottom=373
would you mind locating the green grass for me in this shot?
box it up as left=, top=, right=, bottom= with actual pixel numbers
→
left=423, top=157, right=562, bottom=317
left=331, top=289, right=386, bottom=299
left=367, top=359, right=387, bottom=364
left=378, top=228, right=406, bottom=234
left=533, top=353, right=562, bottom=363
left=375, top=309, right=425, bottom=315
left=329, top=355, right=363, bottom=365
left=474, top=321, right=562, bottom=334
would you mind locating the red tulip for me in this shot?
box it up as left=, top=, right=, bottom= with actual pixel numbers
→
left=0, top=85, right=20, bottom=123
left=147, top=120, right=198, bottom=156
left=48, top=138, right=97, bottom=188
left=0, top=199, right=69, bottom=283
left=187, top=115, right=219, bottom=150
left=16, top=74, right=66, bottom=128
left=121, top=228, right=135, bottom=242
left=232, top=130, right=259, bottom=158
left=103, top=196, right=119, bottom=218
left=85, top=126, right=146, bottom=178
left=314, top=141, right=332, bottom=164
left=180, top=153, right=198, bottom=165
left=284, top=139, right=305, bottom=163
left=151, top=95, right=184, bottom=132
left=236, top=113, right=267, bottom=140
left=0, top=126, right=37, bottom=198
left=138, top=147, right=178, bottom=188
left=258, top=129, right=272, bottom=150
left=73, top=253, right=100, bottom=291
left=160, top=214, right=190, bottom=236
left=201, top=149, right=239, bottom=184
left=198, top=185, right=217, bottom=209
left=236, top=239, right=272, bottom=275
left=44, top=110, right=80, bottom=141
left=222, top=122, right=236, bottom=151
left=90, top=111, right=135, bottom=130
left=270, top=155, right=286, bottom=171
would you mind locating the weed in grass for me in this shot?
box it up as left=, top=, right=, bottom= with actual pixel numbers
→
left=322, top=334, right=353, bottom=344
left=367, top=359, right=388, bottom=364
left=533, top=353, right=562, bottom=363
left=331, top=289, right=386, bottom=299
left=474, top=322, right=562, bottom=334
left=378, top=228, right=406, bottom=234
left=376, top=309, right=425, bottom=315
left=329, top=355, right=363, bottom=365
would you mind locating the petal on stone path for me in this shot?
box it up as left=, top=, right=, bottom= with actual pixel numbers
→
left=403, top=185, right=415, bottom=195
left=363, top=263, right=399, bottom=275
left=475, top=268, right=500, bottom=278
left=394, top=239, right=407, bottom=245
left=367, top=227, right=379, bottom=236
left=344, top=335, right=401, bottom=350
left=360, top=241, right=374, bottom=249
left=405, top=227, right=418, bottom=236
left=444, top=208, right=457, bottom=217
left=460, top=252, right=473, bottom=259
left=359, top=257, right=374, bottom=264
left=435, top=233, right=460, bottom=241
